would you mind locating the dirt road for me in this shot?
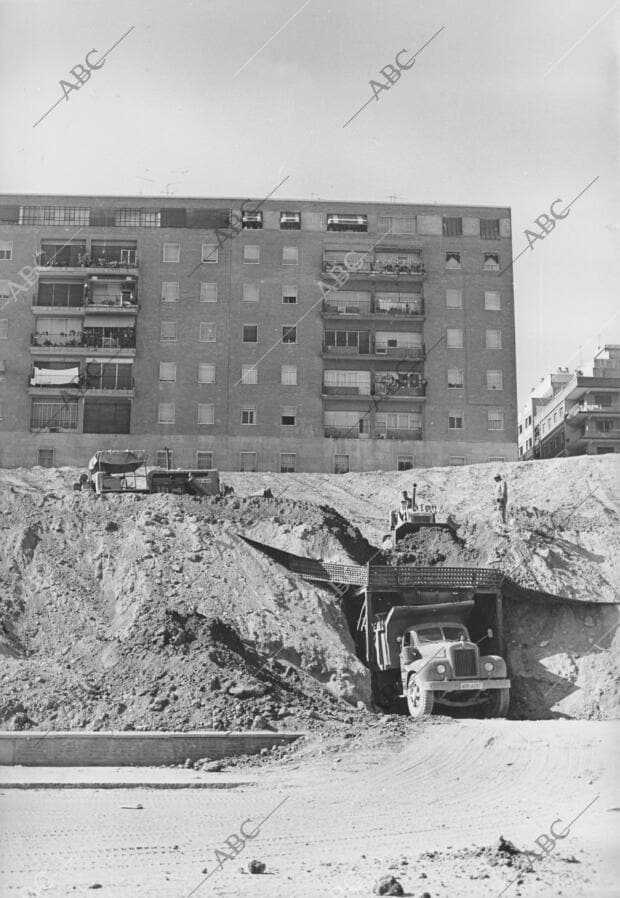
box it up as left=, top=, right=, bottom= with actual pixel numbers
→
left=2, top=719, right=618, bottom=897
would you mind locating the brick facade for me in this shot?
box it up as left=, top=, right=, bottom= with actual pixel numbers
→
left=0, top=194, right=518, bottom=471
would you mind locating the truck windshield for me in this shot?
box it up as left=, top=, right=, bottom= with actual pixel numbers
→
left=413, top=625, right=468, bottom=643
left=415, top=627, right=443, bottom=643
left=442, top=626, right=467, bottom=640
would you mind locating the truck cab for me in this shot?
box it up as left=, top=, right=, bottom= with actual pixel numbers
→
left=398, top=620, right=510, bottom=718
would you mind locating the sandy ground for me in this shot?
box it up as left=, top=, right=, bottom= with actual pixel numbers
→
left=1, top=720, right=619, bottom=898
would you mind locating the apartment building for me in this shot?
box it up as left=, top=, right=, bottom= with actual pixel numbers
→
left=518, top=346, right=620, bottom=460
left=0, top=194, right=517, bottom=472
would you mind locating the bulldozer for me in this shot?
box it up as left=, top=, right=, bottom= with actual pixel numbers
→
left=384, top=482, right=457, bottom=548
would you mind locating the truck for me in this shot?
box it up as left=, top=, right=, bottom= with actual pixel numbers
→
left=240, top=540, right=512, bottom=720
left=75, top=449, right=221, bottom=496
left=373, top=600, right=510, bottom=718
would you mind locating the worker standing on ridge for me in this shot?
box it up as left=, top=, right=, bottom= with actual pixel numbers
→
left=494, top=473, right=508, bottom=525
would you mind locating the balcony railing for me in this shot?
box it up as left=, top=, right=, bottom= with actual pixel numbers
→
left=322, top=260, right=425, bottom=278
left=568, top=403, right=618, bottom=418
left=31, top=330, right=136, bottom=350
left=323, top=385, right=369, bottom=396
left=322, top=299, right=424, bottom=317
left=324, top=426, right=360, bottom=439
left=85, top=294, right=137, bottom=309
left=37, top=252, right=138, bottom=269
left=374, top=382, right=426, bottom=397
left=376, top=428, right=423, bottom=440
left=322, top=340, right=424, bottom=358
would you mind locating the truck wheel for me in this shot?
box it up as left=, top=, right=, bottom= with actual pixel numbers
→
left=486, top=688, right=510, bottom=718
left=406, top=679, right=434, bottom=719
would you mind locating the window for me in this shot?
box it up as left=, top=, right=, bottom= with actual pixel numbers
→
left=162, top=243, right=180, bottom=263
left=324, top=369, right=371, bottom=394
left=282, top=285, right=298, bottom=304
left=526, top=438, right=532, bottom=450
left=158, top=402, right=175, bottom=424
left=83, top=398, right=130, bottom=435
left=37, top=448, right=55, bottom=467
left=241, top=407, right=256, bottom=425
left=115, top=209, right=160, bottom=227
left=281, top=407, right=296, bottom=426
left=280, top=452, right=296, bottom=473
left=397, top=456, right=414, bottom=471
left=243, top=283, right=259, bottom=303
left=489, top=455, right=507, bottom=463
left=21, top=206, right=91, bottom=226
left=198, top=403, right=215, bottom=425
left=376, top=412, right=421, bottom=433
left=487, top=370, right=503, bottom=391
left=486, top=328, right=502, bottom=349
left=243, top=245, right=260, bottom=263
left=241, top=364, right=258, bottom=384
left=201, top=244, right=219, bottom=263
left=518, top=424, right=523, bottom=435
left=448, top=368, right=464, bottom=389
left=199, top=322, right=216, bottom=342
left=200, top=283, right=217, bottom=303
left=198, top=363, right=215, bottom=384
left=243, top=325, right=258, bottom=343
left=488, top=408, right=504, bottom=431
left=31, top=398, right=78, bottom=430
left=442, top=216, right=462, bottom=237
left=334, top=454, right=350, bottom=474
left=0, top=241, right=13, bottom=260
left=282, top=326, right=297, bottom=344
left=484, top=291, right=501, bottom=311
left=282, top=246, right=299, bottom=265
left=161, top=282, right=179, bottom=302
left=446, top=289, right=462, bottom=309
left=480, top=219, right=500, bottom=240
left=327, top=213, right=367, bottom=232
left=597, top=420, right=615, bottom=433
left=378, top=216, right=416, bottom=234
left=159, top=362, right=176, bottom=382
left=449, top=456, right=467, bottom=466
left=281, top=364, right=297, bottom=385
left=449, top=413, right=464, bottom=429
left=447, top=328, right=463, bottom=349
left=445, top=252, right=461, bottom=269
left=239, top=451, right=257, bottom=472
left=159, top=321, right=177, bottom=343
left=196, top=451, right=214, bottom=470
left=0, top=319, right=7, bottom=340
left=155, top=449, right=173, bottom=468
left=484, top=253, right=500, bottom=271
left=242, top=211, right=263, bottom=230
left=280, top=212, right=301, bottom=230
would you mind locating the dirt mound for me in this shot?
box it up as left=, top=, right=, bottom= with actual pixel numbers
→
left=0, top=456, right=618, bottom=726
left=0, top=485, right=373, bottom=732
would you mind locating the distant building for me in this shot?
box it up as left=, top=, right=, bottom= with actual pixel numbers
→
left=0, top=193, right=517, bottom=471
left=518, top=346, right=620, bottom=460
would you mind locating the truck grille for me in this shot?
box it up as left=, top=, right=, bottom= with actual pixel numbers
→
left=451, top=646, right=478, bottom=678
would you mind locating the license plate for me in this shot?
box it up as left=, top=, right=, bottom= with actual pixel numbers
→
left=459, top=681, right=483, bottom=690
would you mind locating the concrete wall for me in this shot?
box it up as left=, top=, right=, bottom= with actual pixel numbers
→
left=0, top=730, right=304, bottom=766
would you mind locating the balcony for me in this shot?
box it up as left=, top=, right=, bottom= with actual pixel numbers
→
left=567, top=403, right=620, bottom=419
left=376, top=428, right=423, bottom=441
left=324, top=426, right=361, bottom=439
left=322, top=298, right=425, bottom=318
left=30, top=328, right=136, bottom=356
left=84, top=294, right=138, bottom=312
left=37, top=247, right=139, bottom=275
left=374, top=381, right=426, bottom=398
left=322, top=339, right=424, bottom=359
left=322, top=259, right=425, bottom=281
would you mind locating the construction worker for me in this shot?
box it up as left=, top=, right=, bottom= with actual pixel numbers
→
left=494, top=473, right=508, bottom=525
left=398, top=491, right=414, bottom=523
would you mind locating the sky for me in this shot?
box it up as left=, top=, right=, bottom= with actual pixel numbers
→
left=0, top=0, right=617, bottom=406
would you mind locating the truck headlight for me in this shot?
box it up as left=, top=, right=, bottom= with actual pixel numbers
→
left=484, top=661, right=494, bottom=672
left=436, top=664, right=447, bottom=675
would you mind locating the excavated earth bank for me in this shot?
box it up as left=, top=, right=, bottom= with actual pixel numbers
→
left=0, top=456, right=618, bottom=729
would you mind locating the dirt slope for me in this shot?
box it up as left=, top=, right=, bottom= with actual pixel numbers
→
left=0, top=455, right=618, bottom=727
